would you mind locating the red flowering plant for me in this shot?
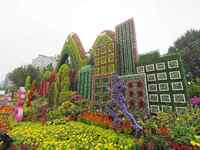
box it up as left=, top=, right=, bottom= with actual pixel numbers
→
left=137, top=80, right=144, bottom=88
left=138, top=99, right=145, bottom=110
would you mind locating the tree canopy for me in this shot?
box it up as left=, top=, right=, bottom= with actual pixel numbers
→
left=168, top=29, right=200, bottom=79
left=8, top=65, right=41, bottom=87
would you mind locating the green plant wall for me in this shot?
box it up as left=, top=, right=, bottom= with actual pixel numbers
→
left=56, top=33, right=86, bottom=71
left=136, top=53, right=189, bottom=114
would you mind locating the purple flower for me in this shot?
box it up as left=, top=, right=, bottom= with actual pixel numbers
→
left=72, top=95, right=83, bottom=101
left=191, top=97, right=200, bottom=106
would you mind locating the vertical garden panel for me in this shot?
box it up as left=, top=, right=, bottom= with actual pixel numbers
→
left=115, top=18, right=138, bottom=75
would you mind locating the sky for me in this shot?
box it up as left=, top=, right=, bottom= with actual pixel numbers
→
left=0, top=0, right=200, bottom=81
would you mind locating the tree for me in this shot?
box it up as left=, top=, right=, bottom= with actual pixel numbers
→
left=138, top=50, right=160, bottom=64
left=168, top=29, right=200, bottom=79
left=8, top=66, right=27, bottom=87
left=8, top=65, right=41, bottom=87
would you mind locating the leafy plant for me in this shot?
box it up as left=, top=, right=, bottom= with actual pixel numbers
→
left=58, top=91, right=74, bottom=106
left=47, top=82, right=58, bottom=108
left=170, top=123, right=195, bottom=145
left=25, top=76, right=31, bottom=90
left=47, top=109, right=64, bottom=120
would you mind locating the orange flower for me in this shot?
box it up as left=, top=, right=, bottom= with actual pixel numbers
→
left=0, top=106, right=13, bottom=113
left=158, top=127, right=170, bottom=136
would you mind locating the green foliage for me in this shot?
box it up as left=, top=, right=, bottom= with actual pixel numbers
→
left=46, top=118, right=67, bottom=125
left=47, top=63, right=53, bottom=71
left=25, top=76, right=31, bottom=90
left=168, top=108, right=200, bottom=146
left=93, top=32, right=113, bottom=47
left=47, top=100, right=75, bottom=120
left=58, top=91, right=74, bottom=106
left=32, top=97, right=48, bottom=119
left=8, top=65, right=41, bottom=87
left=47, top=108, right=64, bottom=120
left=8, top=66, right=26, bottom=87
left=57, top=64, right=70, bottom=92
left=171, top=123, right=195, bottom=144
left=23, top=105, right=31, bottom=120
left=42, top=70, right=51, bottom=80
left=140, top=110, right=200, bottom=147
left=5, top=85, right=17, bottom=94
left=137, top=50, right=160, bottom=64
left=7, top=114, right=17, bottom=130
left=57, top=101, right=76, bottom=115
left=52, top=64, right=71, bottom=107
left=61, top=100, right=88, bottom=116
left=47, top=82, right=58, bottom=108
left=168, top=29, right=200, bottom=79
left=188, top=81, right=200, bottom=97
left=47, top=98, right=89, bottom=121
left=47, top=64, right=72, bottom=108
left=56, top=33, right=86, bottom=71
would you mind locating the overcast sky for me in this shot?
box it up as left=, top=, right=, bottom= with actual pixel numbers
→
left=0, top=0, right=199, bottom=81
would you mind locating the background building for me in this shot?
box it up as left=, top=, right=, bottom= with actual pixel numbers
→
left=32, top=54, right=57, bottom=69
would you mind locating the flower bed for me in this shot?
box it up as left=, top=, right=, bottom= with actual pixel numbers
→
left=0, top=106, right=13, bottom=113
left=0, top=107, right=13, bottom=133
left=8, top=121, right=140, bottom=150
left=79, top=111, right=132, bottom=132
